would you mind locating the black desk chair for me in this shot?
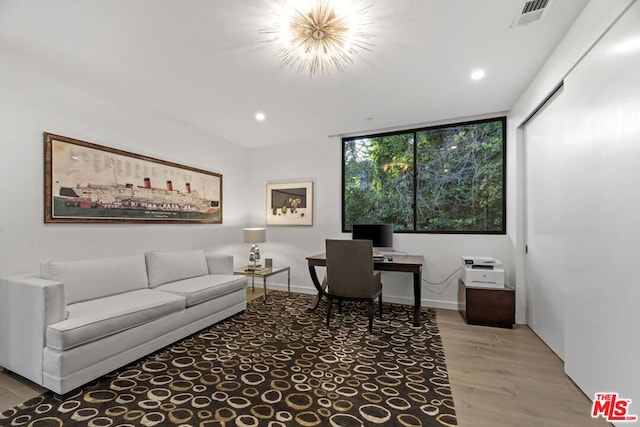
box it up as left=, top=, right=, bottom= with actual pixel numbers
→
left=325, top=239, right=382, bottom=332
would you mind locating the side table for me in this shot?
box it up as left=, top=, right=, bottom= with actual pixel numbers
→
left=234, top=266, right=290, bottom=303
left=458, top=279, right=515, bottom=328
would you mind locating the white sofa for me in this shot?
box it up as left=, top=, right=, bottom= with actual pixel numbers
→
left=0, top=249, right=247, bottom=395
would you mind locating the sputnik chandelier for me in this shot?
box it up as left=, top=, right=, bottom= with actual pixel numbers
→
left=262, top=0, right=374, bottom=77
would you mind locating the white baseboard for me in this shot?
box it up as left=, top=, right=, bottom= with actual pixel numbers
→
left=255, top=283, right=315, bottom=295
left=382, top=295, right=459, bottom=311
left=262, top=283, right=460, bottom=311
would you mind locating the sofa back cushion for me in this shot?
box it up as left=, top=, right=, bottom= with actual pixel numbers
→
left=40, top=254, right=149, bottom=304
left=205, top=253, right=234, bottom=275
left=145, top=249, right=209, bottom=288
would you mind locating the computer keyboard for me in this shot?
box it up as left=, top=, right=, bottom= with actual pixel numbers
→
left=378, top=251, right=407, bottom=257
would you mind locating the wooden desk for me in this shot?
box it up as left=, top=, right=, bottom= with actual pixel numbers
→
left=306, top=253, right=424, bottom=326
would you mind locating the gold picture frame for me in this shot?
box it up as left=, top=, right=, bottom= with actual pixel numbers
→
left=266, top=181, right=313, bottom=226
left=44, top=133, right=223, bottom=224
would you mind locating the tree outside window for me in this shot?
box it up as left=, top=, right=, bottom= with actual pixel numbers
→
left=343, top=117, right=505, bottom=234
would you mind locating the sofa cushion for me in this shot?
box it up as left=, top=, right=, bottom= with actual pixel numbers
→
left=40, top=254, right=149, bottom=304
left=205, top=253, right=234, bottom=275
left=146, top=249, right=209, bottom=288
left=46, top=289, right=185, bottom=351
left=156, top=275, right=247, bottom=307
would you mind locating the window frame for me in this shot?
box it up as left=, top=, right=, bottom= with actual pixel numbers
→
left=341, top=116, right=507, bottom=235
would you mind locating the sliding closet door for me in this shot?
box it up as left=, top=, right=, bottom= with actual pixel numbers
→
left=523, top=89, right=567, bottom=360
left=524, top=1, right=640, bottom=401
left=560, top=1, right=640, bottom=400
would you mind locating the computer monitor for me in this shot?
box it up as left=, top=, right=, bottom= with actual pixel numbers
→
left=352, top=224, right=394, bottom=248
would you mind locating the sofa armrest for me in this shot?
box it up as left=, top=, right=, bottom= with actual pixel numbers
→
left=204, top=254, right=234, bottom=275
left=0, top=274, right=66, bottom=384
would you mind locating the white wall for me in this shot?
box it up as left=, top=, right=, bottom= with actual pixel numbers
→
left=0, top=22, right=509, bottom=312
left=245, top=137, right=508, bottom=309
left=507, top=0, right=639, bottom=415
left=506, top=0, right=636, bottom=323
left=560, top=1, right=640, bottom=411
left=0, top=45, right=250, bottom=276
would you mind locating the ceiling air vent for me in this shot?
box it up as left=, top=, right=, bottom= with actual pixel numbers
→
left=512, top=0, right=552, bottom=27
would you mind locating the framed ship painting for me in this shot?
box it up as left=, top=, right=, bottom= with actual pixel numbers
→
left=266, top=181, right=313, bottom=226
left=44, top=133, right=223, bottom=224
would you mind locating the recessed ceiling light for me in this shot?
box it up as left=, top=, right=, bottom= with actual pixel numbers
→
left=255, top=112, right=266, bottom=121
left=471, top=69, right=485, bottom=80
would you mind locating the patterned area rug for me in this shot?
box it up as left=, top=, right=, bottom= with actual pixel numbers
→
left=1, top=291, right=457, bottom=426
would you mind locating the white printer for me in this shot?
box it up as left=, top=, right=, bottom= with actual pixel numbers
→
left=461, top=256, right=505, bottom=288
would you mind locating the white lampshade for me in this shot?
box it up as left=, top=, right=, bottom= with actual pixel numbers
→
left=243, top=228, right=266, bottom=244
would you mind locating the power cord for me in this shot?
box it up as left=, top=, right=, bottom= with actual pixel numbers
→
left=422, top=267, right=462, bottom=286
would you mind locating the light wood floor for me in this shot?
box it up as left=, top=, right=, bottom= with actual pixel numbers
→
left=0, top=290, right=610, bottom=426
left=437, top=308, right=610, bottom=426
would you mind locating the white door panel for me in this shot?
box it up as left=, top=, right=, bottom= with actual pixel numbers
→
left=524, top=90, right=566, bottom=360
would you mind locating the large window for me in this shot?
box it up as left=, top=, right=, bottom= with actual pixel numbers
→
left=342, top=117, right=506, bottom=234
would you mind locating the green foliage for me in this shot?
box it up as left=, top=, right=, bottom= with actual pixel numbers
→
left=343, top=119, right=505, bottom=233
left=343, top=134, right=415, bottom=230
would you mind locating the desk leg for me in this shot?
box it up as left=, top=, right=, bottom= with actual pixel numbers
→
left=287, top=268, right=291, bottom=296
left=307, top=265, right=325, bottom=311
left=413, top=270, right=421, bottom=326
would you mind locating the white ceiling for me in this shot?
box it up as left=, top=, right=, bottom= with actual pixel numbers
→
left=0, top=0, right=589, bottom=148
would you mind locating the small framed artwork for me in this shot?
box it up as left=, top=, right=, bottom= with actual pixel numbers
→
left=266, top=181, right=313, bottom=226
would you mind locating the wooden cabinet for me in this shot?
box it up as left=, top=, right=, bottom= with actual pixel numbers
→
left=458, top=279, right=515, bottom=328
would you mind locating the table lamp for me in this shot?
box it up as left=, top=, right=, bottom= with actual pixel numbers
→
left=243, top=227, right=266, bottom=271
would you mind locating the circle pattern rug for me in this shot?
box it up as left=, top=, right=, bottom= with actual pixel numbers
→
left=1, top=291, right=457, bottom=426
